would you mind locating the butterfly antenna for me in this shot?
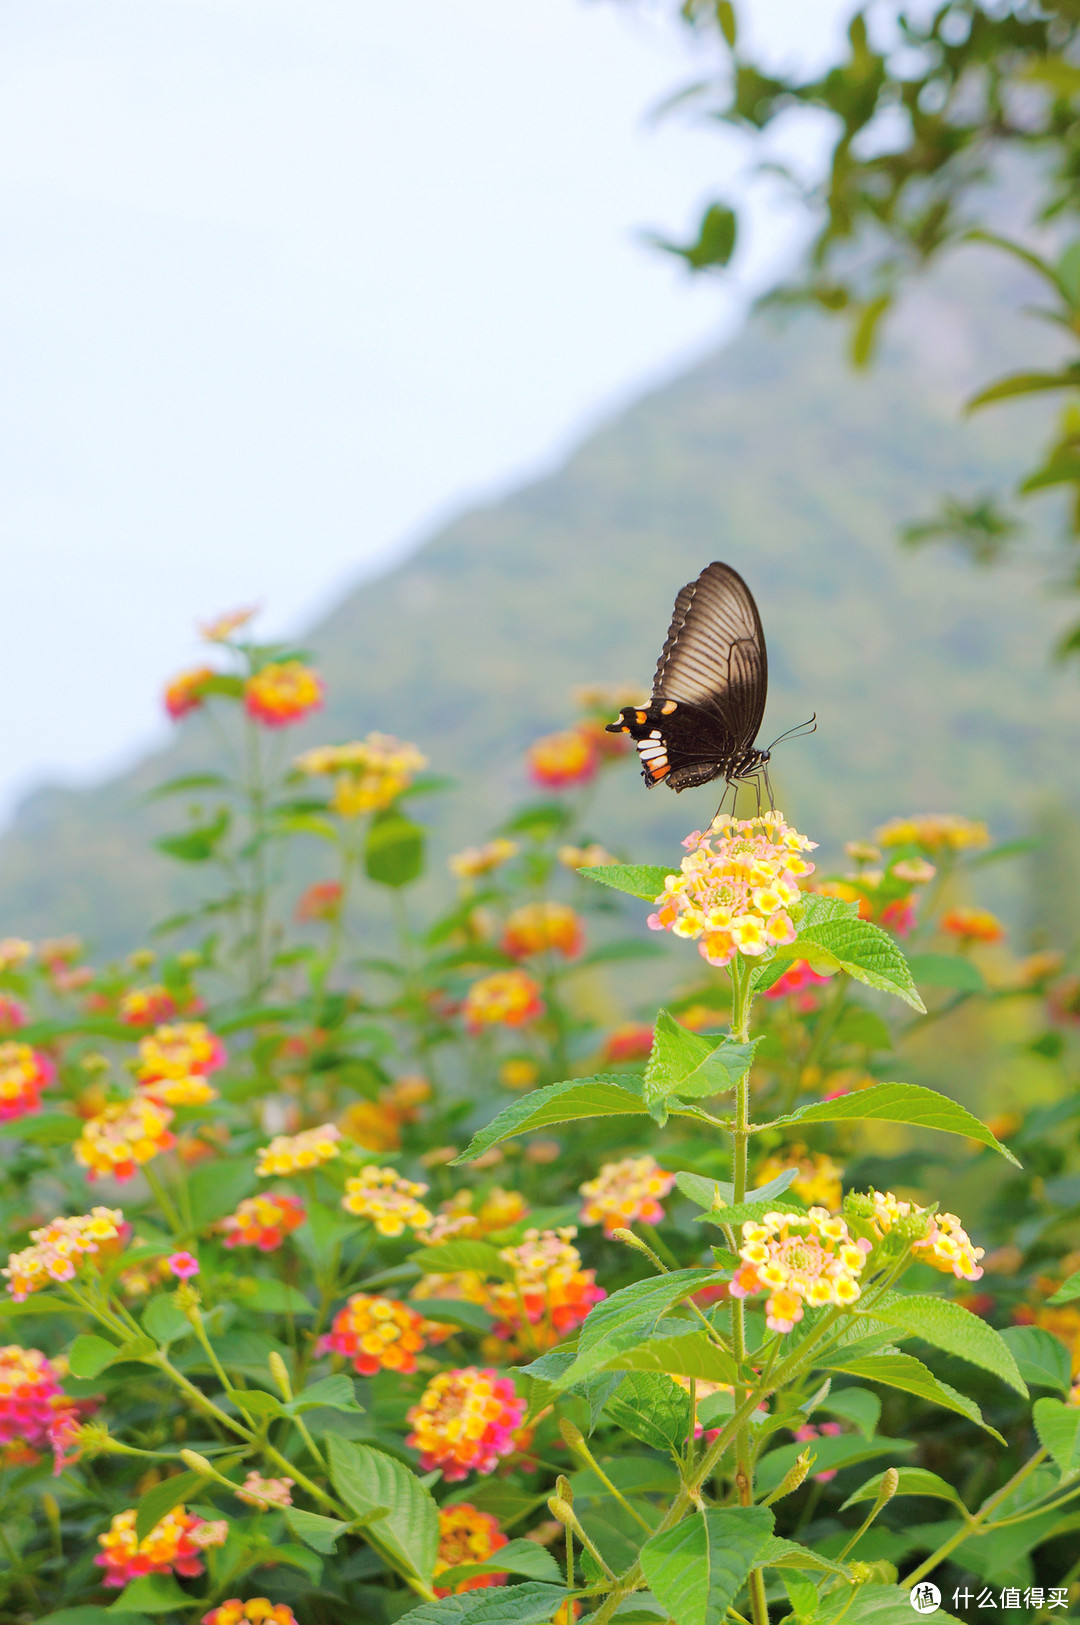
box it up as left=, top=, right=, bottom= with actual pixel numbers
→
left=766, top=714, right=817, bottom=752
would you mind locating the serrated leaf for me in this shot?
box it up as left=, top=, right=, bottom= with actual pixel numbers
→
left=581, top=863, right=678, bottom=900
left=1033, top=1396, right=1080, bottom=1475
left=766, top=1081, right=1020, bottom=1166
left=756, top=1434, right=913, bottom=1495
left=68, top=1333, right=120, bottom=1378
left=906, top=953, right=986, bottom=992
left=452, top=1076, right=649, bottom=1164
left=819, top=1350, right=1005, bottom=1443
left=640, top=1506, right=774, bottom=1625
left=643, top=1010, right=756, bottom=1119
left=871, top=1294, right=1027, bottom=1395
left=841, top=1466, right=965, bottom=1511
left=327, top=1436, right=438, bottom=1582
left=674, top=1171, right=735, bottom=1210
left=754, top=1536, right=851, bottom=1577
left=605, top=1327, right=740, bottom=1385
left=603, top=1371, right=692, bottom=1453
left=433, top=1538, right=561, bottom=1589
left=410, top=1240, right=513, bottom=1279
left=109, top=1573, right=193, bottom=1614
left=1000, top=1325, right=1072, bottom=1394
left=400, top=1584, right=570, bottom=1625
left=819, top=1584, right=963, bottom=1625
left=782, top=914, right=925, bottom=1011
left=285, top=1507, right=348, bottom=1552
left=288, top=1373, right=364, bottom=1413
left=696, top=1197, right=803, bottom=1228
left=580, top=1269, right=717, bottom=1350
left=141, top=1294, right=193, bottom=1345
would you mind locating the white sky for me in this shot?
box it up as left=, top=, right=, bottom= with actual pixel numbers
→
left=1, top=0, right=852, bottom=817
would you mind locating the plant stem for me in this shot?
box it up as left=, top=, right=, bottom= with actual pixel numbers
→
left=903, top=1447, right=1049, bottom=1585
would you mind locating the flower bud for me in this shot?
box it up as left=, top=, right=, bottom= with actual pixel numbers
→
left=269, top=1350, right=292, bottom=1399
left=180, top=1449, right=214, bottom=1475
left=558, top=1418, right=585, bottom=1453
left=763, top=1447, right=813, bottom=1505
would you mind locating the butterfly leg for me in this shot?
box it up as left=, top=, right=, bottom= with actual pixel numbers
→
left=762, top=762, right=776, bottom=812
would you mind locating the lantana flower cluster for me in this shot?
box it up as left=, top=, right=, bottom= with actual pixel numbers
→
left=203, top=1604, right=300, bottom=1625
left=462, top=969, right=544, bottom=1033
left=219, top=1192, right=306, bottom=1251
left=579, top=1155, right=675, bottom=1236
left=426, top=1186, right=529, bottom=1243
left=502, top=902, right=583, bottom=960
left=119, top=985, right=182, bottom=1027
left=320, top=1292, right=428, bottom=1374
left=487, top=1227, right=604, bottom=1350
left=875, top=813, right=989, bottom=853
left=4, top=1208, right=124, bottom=1300
left=730, top=1207, right=871, bottom=1332
left=244, top=661, right=324, bottom=728
left=450, top=838, right=519, bottom=880
left=0, top=1041, right=54, bottom=1122
left=849, top=1189, right=985, bottom=1281
left=648, top=812, right=815, bottom=967
left=74, top=1096, right=176, bottom=1182
left=294, top=734, right=427, bottom=815
left=137, top=1021, right=226, bottom=1086
left=341, top=1165, right=433, bottom=1235
left=941, top=907, right=1005, bottom=944
left=0, top=1345, right=79, bottom=1469
left=95, top=1505, right=227, bottom=1587
left=256, top=1123, right=341, bottom=1176
left=339, top=1075, right=431, bottom=1153
left=434, top=1504, right=508, bottom=1596
left=406, top=1367, right=526, bottom=1480
left=755, top=1147, right=843, bottom=1212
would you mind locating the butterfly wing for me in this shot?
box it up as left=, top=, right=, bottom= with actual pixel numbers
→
left=607, top=562, right=768, bottom=790
left=654, top=561, right=767, bottom=746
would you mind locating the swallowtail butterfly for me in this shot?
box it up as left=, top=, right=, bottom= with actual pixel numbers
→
left=607, top=561, right=810, bottom=805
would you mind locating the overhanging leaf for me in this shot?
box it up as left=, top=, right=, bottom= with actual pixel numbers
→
left=68, top=1333, right=120, bottom=1379
left=581, top=863, right=678, bottom=900
left=870, top=1294, right=1027, bottom=1395
left=841, top=1466, right=965, bottom=1512
left=788, top=914, right=924, bottom=1010
left=819, top=1349, right=1005, bottom=1443
left=285, top=1507, right=349, bottom=1553
left=603, top=1372, right=692, bottom=1454
left=452, top=1076, right=649, bottom=1164
left=1000, top=1325, right=1072, bottom=1394
left=766, top=1081, right=1020, bottom=1166
left=643, top=1010, right=755, bottom=1119
left=1047, top=1268, right=1080, bottom=1305
left=579, top=1269, right=717, bottom=1350
left=1033, top=1396, right=1080, bottom=1475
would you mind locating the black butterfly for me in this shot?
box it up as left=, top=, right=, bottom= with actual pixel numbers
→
left=607, top=561, right=811, bottom=805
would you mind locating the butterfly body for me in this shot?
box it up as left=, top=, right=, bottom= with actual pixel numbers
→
left=607, top=561, right=772, bottom=796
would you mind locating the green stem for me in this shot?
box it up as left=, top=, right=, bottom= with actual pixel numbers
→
left=143, top=1161, right=186, bottom=1240
left=903, top=1447, right=1049, bottom=1585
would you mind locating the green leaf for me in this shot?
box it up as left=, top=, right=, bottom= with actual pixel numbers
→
left=109, top=1574, right=194, bottom=1614
left=233, top=1277, right=313, bottom=1316
left=819, top=1585, right=962, bottom=1625
left=263, top=1542, right=323, bottom=1583
left=187, top=1157, right=257, bottom=1228
left=906, top=953, right=985, bottom=992
left=871, top=1294, right=1027, bottom=1395
left=967, top=365, right=1080, bottom=411
left=147, top=772, right=230, bottom=800
left=288, top=1374, right=364, bottom=1413
left=850, top=294, right=891, bottom=368
left=833, top=1005, right=894, bottom=1050
left=755, top=1537, right=851, bottom=1578
left=68, top=1333, right=120, bottom=1378
left=640, top=1506, right=774, bottom=1625
left=841, top=1467, right=965, bottom=1511
left=675, top=1171, right=735, bottom=1210
left=155, top=809, right=230, bottom=863
left=452, top=1075, right=649, bottom=1164
left=643, top=1010, right=756, bottom=1118
left=651, top=202, right=738, bottom=273
left=410, top=1298, right=493, bottom=1333
left=1047, top=1267, right=1080, bottom=1305
left=365, top=809, right=425, bottom=888
left=781, top=913, right=925, bottom=1011
left=603, top=1371, right=693, bottom=1453
left=581, top=862, right=678, bottom=900
left=400, top=1584, right=570, bottom=1625
left=767, top=1081, right=1021, bottom=1166
left=285, top=1507, right=349, bottom=1552
left=226, top=1387, right=284, bottom=1419
left=39, top=1612, right=151, bottom=1625
left=1033, top=1396, right=1080, bottom=1475
left=327, top=1436, right=438, bottom=1582
left=605, top=1327, right=740, bottom=1385
left=579, top=1269, right=717, bottom=1350
left=410, top=1240, right=513, bottom=1279
left=696, top=1198, right=803, bottom=1229
left=1000, top=1325, right=1072, bottom=1394
left=135, top=1467, right=210, bottom=1540
left=756, top=1434, right=913, bottom=1496
left=0, top=1111, right=83, bottom=1144
left=433, top=1538, right=562, bottom=1589
left=141, top=1294, right=193, bottom=1345
left=818, top=1386, right=880, bottom=1440
left=819, top=1350, right=1005, bottom=1443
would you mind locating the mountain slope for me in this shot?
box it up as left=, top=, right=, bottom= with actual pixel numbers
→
left=2, top=272, right=1075, bottom=954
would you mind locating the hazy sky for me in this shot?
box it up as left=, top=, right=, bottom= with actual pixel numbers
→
left=1, top=0, right=852, bottom=817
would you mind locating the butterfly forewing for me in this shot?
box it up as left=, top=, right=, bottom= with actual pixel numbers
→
left=654, top=561, right=767, bottom=741
left=608, top=561, right=770, bottom=793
